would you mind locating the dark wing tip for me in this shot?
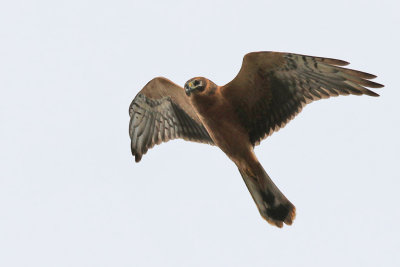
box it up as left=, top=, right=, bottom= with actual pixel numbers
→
left=357, top=71, right=377, bottom=79
left=134, top=153, right=142, bottom=163
left=366, top=90, right=380, bottom=97
left=362, top=80, right=384, bottom=88
left=131, top=144, right=143, bottom=163
left=318, top=57, right=350, bottom=66
left=342, top=68, right=378, bottom=80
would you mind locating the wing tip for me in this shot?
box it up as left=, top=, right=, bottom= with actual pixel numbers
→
left=134, top=153, right=142, bottom=163
left=367, top=91, right=380, bottom=97
left=131, top=141, right=143, bottom=163
left=357, top=72, right=378, bottom=80
left=321, top=58, right=350, bottom=66
left=358, top=79, right=384, bottom=89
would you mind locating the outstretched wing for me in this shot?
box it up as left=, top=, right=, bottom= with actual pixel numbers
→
left=221, top=52, right=383, bottom=146
left=129, top=77, right=213, bottom=162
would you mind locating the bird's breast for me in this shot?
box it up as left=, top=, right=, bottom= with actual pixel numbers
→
left=190, top=93, right=252, bottom=159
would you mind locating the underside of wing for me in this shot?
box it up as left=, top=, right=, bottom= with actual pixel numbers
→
left=222, top=52, right=384, bottom=146
left=129, top=77, right=214, bottom=162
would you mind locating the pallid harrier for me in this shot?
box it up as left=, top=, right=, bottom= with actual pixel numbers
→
left=129, top=52, right=383, bottom=227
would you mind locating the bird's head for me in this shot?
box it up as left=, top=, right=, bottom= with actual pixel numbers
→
left=184, top=77, right=209, bottom=96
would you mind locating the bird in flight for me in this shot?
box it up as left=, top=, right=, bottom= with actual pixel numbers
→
left=128, top=51, right=383, bottom=227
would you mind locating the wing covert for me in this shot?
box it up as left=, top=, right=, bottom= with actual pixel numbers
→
left=129, top=77, right=213, bottom=162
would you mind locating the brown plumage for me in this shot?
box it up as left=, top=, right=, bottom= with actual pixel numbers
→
left=129, top=51, right=383, bottom=227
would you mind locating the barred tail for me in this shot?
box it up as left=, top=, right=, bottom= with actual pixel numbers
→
left=238, top=164, right=296, bottom=227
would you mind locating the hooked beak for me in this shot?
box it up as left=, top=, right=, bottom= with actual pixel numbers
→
left=185, top=82, right=195, bottom=96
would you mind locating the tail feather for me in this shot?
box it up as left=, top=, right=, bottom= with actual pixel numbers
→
left=238, top=165, right=296, bottom=227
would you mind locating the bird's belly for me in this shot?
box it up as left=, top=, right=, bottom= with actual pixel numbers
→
left=200, top=113, right=252, bottom=161
left=190, top=92, right=253, bottom=162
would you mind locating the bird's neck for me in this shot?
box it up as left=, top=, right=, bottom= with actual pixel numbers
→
left=190, top=93, right=216, bottom=116
left=189, top=84, right=221, bottom=117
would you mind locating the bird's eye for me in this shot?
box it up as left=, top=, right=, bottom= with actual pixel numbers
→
left=193, top=80, right=200, bottom=86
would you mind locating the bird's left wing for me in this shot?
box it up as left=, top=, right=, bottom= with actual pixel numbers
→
left=129, top=77, right=214, bottom=162
left=221, top=52, right=383, bottom=146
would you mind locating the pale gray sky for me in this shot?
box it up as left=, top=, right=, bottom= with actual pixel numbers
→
left=1, top=0, right=399, bottom=266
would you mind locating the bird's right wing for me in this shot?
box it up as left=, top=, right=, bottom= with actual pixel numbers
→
left=129, top=77, right=214, bottom=162
left=222, top=52, right=383, bottom=146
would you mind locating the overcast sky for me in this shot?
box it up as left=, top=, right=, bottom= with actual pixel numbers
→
left=1, top=0, right=399, bottom=266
